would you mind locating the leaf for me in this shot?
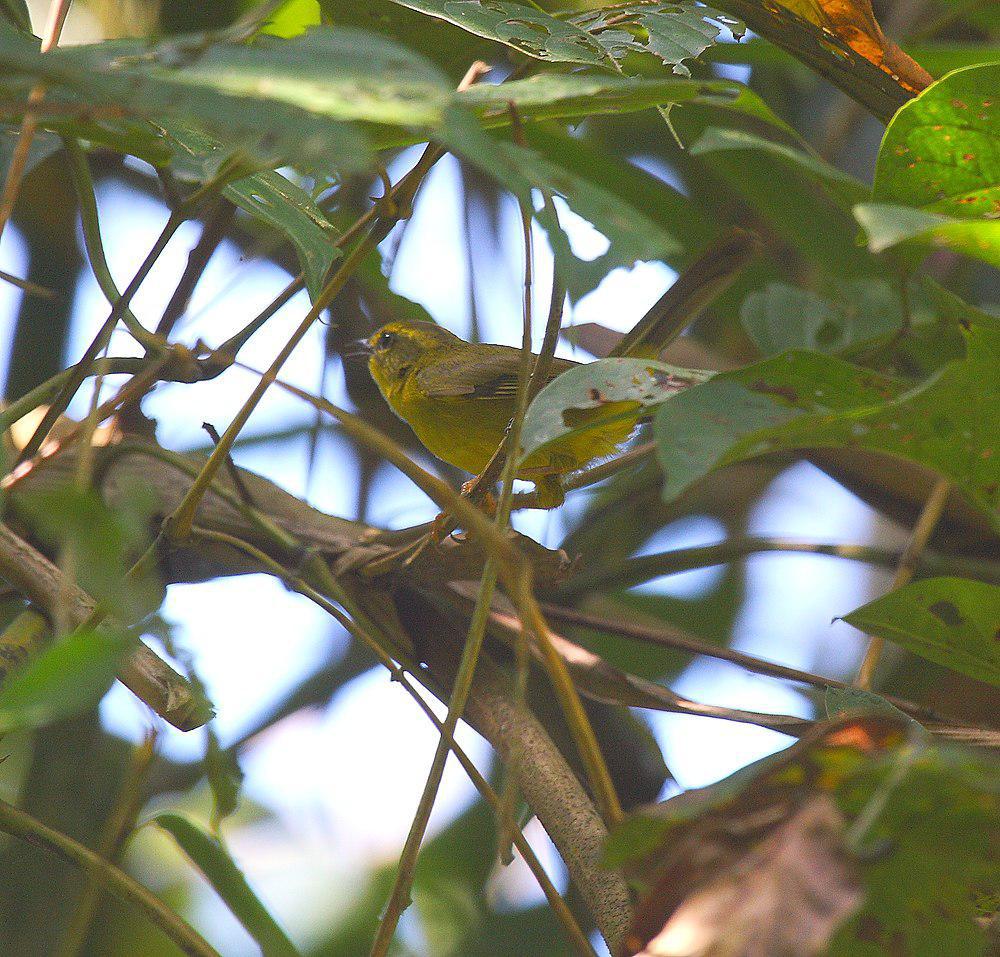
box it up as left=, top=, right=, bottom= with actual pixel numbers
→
left=854, top=202, right=1000, bottom=269
left=160, top=120, right=341, bottom=301
left=829, top=744, right=997, bottom=955
left=457, top=73, right=747, bottom=126
left=0, top=0, right=30, bottom=35
left=608, top=716, right=998, bottom=957
left=388, top=0, right=610, bottom=65
left=0, top=629, right=131, bottom=732
left=740, top=280, right=901, bottom=356
left=702, top=0, right=912, bottom=120
left=774, top=0, right=931, bottom=92
left=874, top=64, right=999, bottom=219
left=842, top=577, right=1000, bottom=687
left=155, top=813, right=300, bottom=957
left=654, top=323, right=1000, bottom=524
left=262, top=0, right=322, bottom=38
left=567, top=2, right=744, bottom=78
left=520, top=358, right=714, bottom=460
left=623, top=798, right=862, bottom=957
left=443, top=113, right=687, bottom=300
left=2, top=24, right=448, bottom=175
left=690, top=126, right=869, bottom=208
left=823, top=686, right=919, bottom=725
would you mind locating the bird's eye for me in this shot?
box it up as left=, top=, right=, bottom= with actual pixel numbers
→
left=376, top=331, right=397, bottom=351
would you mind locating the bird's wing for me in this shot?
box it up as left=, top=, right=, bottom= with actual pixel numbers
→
left=416, top=347, right=577, bottom=399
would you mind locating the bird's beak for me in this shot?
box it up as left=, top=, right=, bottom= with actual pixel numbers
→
left=342, top=338, right=374, bottom=360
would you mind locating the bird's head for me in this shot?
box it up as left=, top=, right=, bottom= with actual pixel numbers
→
left=359, top=320, right=461, bottom=393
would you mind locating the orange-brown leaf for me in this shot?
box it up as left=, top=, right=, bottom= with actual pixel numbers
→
left=777, top=0, right=932, bottom=92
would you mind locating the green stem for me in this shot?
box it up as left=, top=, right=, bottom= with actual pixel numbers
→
left=0, top=797, right=218, bottom=957
left=64, top=141, right=160, bottom=350
left=188, top=528, right=595, bottom=957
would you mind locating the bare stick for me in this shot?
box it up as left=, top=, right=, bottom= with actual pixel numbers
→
left=856, top=477, right=953, bottom=689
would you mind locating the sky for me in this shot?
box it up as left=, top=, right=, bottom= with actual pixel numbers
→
left=0, top=144, right=885, bottom=953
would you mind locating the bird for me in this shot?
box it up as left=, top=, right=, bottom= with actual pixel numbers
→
left=352, top=229, right=757, bottom=508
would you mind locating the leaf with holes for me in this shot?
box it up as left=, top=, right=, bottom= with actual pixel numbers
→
left=654, top=323, right=1000, bottom=523
left=390, top=0, right=609, bottom=64
left=843, top=577, right=1000, bottom=687
left=568, top=2, right=743, bottom=77
left=520, top=358, right=714, bottom=460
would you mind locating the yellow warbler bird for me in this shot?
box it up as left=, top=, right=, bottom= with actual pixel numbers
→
left=355, top=230, right=757, bottom=507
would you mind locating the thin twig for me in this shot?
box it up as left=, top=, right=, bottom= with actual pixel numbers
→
left=371, top=136, right=541, bottom=955
left=265, top=374, right=623, bottom=828
left=188, top=527, right=597, bottom=957
left=558, top=535, right=1000, bottom=598
left=156, top=200, right=237, bottom=338
left=0, top=0, right=74, bottom=242
left=0, top=796, right=218, bottom=957
left=0, top=268, right=56, bottom=298
left=57, top=734, right=158, bottom=957
left=537, top=601, right=957, bottom=726
left=856, top=477, right=953, bottom=689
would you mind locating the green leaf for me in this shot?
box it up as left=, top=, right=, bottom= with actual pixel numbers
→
left=823, top=687, right=919, bottom=726
left=2, top=24, right=450, bottom=175
left=15, top=484, right=163, bottom=623
left=155, top=813, right=300, bottom=957
left=854, top=202, right=1000, bottom=269
left=0, top=0, right=30, bottom=35
left=830, top=743, right=997, bottom=955
left=874, top=64, right=999, bottom=219
left=160, top=119, right=341, bottom=301
left=261, top=0, right=322, bottom=38
left=457, top=73, right=746, bottom=126
left=740, top=280, right=901, bottom=356
left=204, top=731, right=243, bottom=826
left=690, top=126, right=869, bottom=207
left=520, top=358, right=714, bottom=459
left=389, top=0, right=610, bottom=65
left=842, top=577, right=1000, bottom=687
left=0, top=628, right=131, bottom=732
left=443, top=113, right=687, bottom=299
left=567, top=2, right=744, bottom=78
left=654, top=324, right=1000, bottom=523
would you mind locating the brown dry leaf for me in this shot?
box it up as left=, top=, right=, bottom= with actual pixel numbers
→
left=777, top=0, right=932, bottom=92
left=626, top=797, right=863, bottom=957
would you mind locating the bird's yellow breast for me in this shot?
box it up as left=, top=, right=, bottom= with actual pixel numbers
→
left=379, top=360, right=636, bottom=479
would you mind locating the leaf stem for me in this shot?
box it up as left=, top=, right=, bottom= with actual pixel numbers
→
left=0, top=796, right=218, bottom=957
left=856, top=477, right=953, bottom=689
